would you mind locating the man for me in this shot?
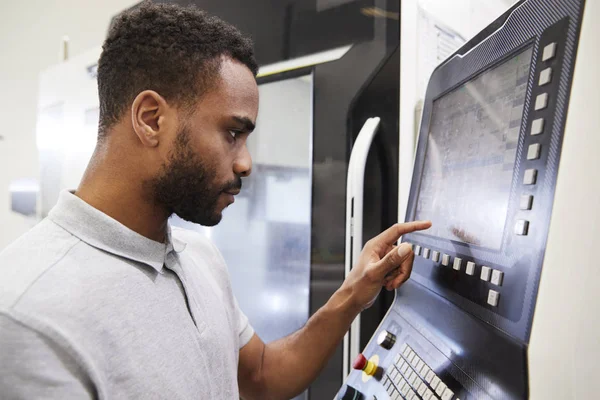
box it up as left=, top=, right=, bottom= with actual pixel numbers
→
left=0, top=3, right=430, bottom=399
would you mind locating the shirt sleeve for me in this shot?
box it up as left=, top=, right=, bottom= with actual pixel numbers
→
left=232, top=294, right=255, bottom=348
left=0, top=313, right=95, bottom=399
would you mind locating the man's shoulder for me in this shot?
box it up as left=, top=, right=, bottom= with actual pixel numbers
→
left=0, top=219, right=80, bottom=309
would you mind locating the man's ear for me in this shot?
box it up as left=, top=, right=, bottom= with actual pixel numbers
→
left=131, top=90, right=169, bottom=147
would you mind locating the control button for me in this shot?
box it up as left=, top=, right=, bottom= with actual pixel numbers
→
left=418, top=382, right=428, bottom=397
left=539, top=67, right=553, bottom=86
left=491, top=270, right=504, bottom=286
left=442, top=387, right=455, bottom=400
left=453, top=257, right=462, bottom=271
left=542, top=42, right=557, bottom=62
left=416, top=359, right=424, bottom=373
left=432, top=251, right=440, bottom=262
left=402, top=346, right=411, bottom=358
left=414, top=375, right=425, bottom=388
left=466, top=261, right=476, bottom=276
left=386, top=383, right=394, bottom=395
left=436, top=381, right=448, bottom=397
left=352, top=354, right=377, bottom=376
left=408, top=371, right=417, bottom=385
left=422, top=248, right=431, bottom=259
left=411, top=354, right=420, bottom=367
left=415, top=245, right=422, bottom=256
left=481, top=266, right=492, bottom=282
left=535, top=93, right=549, bottom=110
left=520, top=195, right=534, bottom=210
left=515, top=220, right=530, bottom=236
left=393, top=371, right=402, bottom=386
left=524, top=169, right=538, bottom=185
left=442, top=254, right=450, bottom=266
left=400, top=381, right=410, bottom=396
left=424, top=389, right=435, bottom=400
left=407, top=350, right=416, bottom=364
left=527, top=143, right=542, bottom=160
left=400, top=361, right=409, bottom=374
left=377, top=330, right=397, bottom=350
left=394, top=354, right=401, bottom=364
left=392, top=391, right=401, bottom=400
left=339, top=385, right=364, bottom=400
left=425, top=370, right=435, bottom=384
left=431, top=375, right=441, bottom=391
left=407, top=389, right=417, bottom=400
left=531, top=118, right=545, bottom=135
left=398, top=377, right=407, bottom=389
left=488, top=290, right=500, bottom=307
left=420, top=364, right=431, bottom=377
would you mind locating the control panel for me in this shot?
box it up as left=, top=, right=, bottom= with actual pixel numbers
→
left=337, top=0, right=586, bottom=398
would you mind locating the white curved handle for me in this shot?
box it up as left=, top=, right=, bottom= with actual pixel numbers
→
left=342, top=117, right=381, bottom=380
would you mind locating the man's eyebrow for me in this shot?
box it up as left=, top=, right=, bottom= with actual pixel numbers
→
left=232, top=116, right=256, bottom=132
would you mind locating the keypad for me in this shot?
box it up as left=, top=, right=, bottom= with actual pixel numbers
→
left=383, top=342, right=458, bottom=400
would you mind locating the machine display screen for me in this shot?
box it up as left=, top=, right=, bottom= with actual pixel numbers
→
left=415, top=45, right=534, bottom=250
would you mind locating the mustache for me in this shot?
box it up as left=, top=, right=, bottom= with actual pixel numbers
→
left=222, top=176, right=242, bottom=193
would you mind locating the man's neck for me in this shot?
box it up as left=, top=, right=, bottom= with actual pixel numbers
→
left=75, top=150, right=169, bottom=243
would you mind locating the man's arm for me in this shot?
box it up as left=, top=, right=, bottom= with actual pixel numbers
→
left=238, top=221, right=431, bottom=400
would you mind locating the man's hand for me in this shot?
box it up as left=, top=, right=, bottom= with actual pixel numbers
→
left=238, top=220, right=431, bottom=400
left=341, top=221, right=432, bottom=310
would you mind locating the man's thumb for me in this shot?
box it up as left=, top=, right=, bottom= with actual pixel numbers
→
left=379, top=243, right=412, bottom=274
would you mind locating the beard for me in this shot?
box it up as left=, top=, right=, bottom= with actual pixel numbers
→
left=145, top=127, right=241, bottom=226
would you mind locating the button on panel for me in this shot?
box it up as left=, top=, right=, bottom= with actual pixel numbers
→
left=491, top=270, right=504, bottom=286
left=531, top=118, right=545, bottom=135
left=535, top=93, right=549, bottom=110
left=524, top=169, right=538, bottom=185
left=442, top=387, right=455, bottom=400
left=422, top=248, right=430, bottom=259
left=515, top=220, right=530, bottom=236
left=539, top=67, right=553, bottom=86
left=520, top=194, right=534, bottom=210
left=481, top=266, right=491, bottom=282
left=432, top=251, right=440, bottom=262
left=414, top=245, right=422, bottom=256
left=435, top=381, right=447, bottom=397
left=527, top=143, right=542, bottom=160
left=453, top=257, right=462, bottom=271
left=441, top=254, right=450, bottom=266
left=542, top=42, right=557, bottom=61
left=466, top=261, right=475, bottom=276
left=488, top=290, right=500, bottom=307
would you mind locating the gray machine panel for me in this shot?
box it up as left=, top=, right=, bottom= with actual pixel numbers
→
left=337, top=0, right=585, bottom=399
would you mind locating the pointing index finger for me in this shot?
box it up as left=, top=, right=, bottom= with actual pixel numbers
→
left=373, top=221, right=432, bottom=248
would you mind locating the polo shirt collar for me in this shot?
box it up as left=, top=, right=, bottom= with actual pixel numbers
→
left=48, top=190, right=186, bottom=272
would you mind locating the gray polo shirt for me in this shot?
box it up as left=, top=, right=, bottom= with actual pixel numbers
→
left=0, top=191, right=254, bottom=399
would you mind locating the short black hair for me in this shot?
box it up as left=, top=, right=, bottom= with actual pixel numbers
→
left=97, top=1, right=258, bottom=137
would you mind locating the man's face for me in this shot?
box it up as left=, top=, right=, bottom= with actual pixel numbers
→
left=147, top=58, right=259, bottom=226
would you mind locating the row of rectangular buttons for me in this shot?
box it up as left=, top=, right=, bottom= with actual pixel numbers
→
left=412, top=244, right=504, bottom=307
left=520, top=41, right=558, bottom=243
left=415, top=246, right=504, bottom=286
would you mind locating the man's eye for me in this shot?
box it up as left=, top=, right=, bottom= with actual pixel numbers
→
left=229, top=130, right=238, bottom=139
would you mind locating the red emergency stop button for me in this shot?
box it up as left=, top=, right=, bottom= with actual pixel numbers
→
left=352, top=353, right=377, bottom=376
